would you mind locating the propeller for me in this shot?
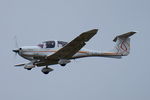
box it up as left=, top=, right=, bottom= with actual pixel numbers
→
left=13, top=36, right=20, bottom=56
left=13, top=49, right=19, bottom=53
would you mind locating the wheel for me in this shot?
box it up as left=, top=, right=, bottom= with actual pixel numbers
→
left=41, top=67, right=53, bottom=74
left=43, top=71, right=49, bottom=74
left=27, top=68, right=32, bottom=70
left=61, top=64, right=66, bottom=66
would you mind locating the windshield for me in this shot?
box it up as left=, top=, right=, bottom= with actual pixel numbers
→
left=38, top=44, right=44, bottom=48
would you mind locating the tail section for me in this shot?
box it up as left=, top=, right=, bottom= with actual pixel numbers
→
left=112, top=31, right=136, bottom=56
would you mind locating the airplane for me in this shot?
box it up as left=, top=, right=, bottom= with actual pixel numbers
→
left=13, top=29, right=136, bottom=74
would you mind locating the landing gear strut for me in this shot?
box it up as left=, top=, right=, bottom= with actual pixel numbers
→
left=41, top=66, right=53, bottom=74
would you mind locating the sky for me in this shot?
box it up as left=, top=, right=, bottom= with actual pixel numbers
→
left=0, top=0, right=150, bottom=100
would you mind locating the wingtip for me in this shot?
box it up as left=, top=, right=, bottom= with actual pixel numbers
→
left=128, top=31, right=137, bottom=35
left=92, top=29, right=99, bottom=32
left=88, top=29, right=99, bottom=34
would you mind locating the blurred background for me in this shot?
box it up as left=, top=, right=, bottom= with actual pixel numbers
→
left=0, top=0, right=149, bottom=100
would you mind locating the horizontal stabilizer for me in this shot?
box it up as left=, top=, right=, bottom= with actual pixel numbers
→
left=113, top=31, right=136, bottom=42
left=15, top=64, right=25, bottom=67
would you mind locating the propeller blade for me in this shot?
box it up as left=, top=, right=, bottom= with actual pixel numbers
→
left=13, top=49, right=19, bottom=53
left=14, top=36, right=19, bottom=49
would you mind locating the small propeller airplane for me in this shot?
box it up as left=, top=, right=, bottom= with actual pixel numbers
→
left=13, top=29, right=136, bottom=74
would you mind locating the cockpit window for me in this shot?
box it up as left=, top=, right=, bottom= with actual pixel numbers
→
left=58, top=41, right=68, bottom=47
left=38, top=44, right=44, bottom=48
left=38, top=41, right=67, bottom=48
left=45, top=41, right=55, bottom=48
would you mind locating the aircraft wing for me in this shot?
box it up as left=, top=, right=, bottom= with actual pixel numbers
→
left=47, top=29, right=98, bottom=60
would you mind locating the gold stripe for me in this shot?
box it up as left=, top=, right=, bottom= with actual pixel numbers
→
left=30, top=50, right=88, bottom=53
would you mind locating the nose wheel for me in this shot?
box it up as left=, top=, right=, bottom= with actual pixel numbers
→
left=41, top=66, right=53, bottom=74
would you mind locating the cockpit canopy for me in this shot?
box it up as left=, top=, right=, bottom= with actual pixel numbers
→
left=38, top=41, right=68, bottom=48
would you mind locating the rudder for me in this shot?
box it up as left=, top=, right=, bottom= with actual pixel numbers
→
left=113, top=32, right=136, bottom=56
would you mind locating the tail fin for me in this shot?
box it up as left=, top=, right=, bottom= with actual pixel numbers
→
left=112, top=31, right=136, bottom=56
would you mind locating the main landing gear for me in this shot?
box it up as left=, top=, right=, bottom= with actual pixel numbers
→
left=26, top=68, right=32, bottom=70
left=41, top=66, right=53, bottom=74
left=60, top=64, right=66, bottom=66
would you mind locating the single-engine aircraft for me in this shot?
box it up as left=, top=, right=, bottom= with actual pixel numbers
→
left=13, top=29, right=136, bottom=74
